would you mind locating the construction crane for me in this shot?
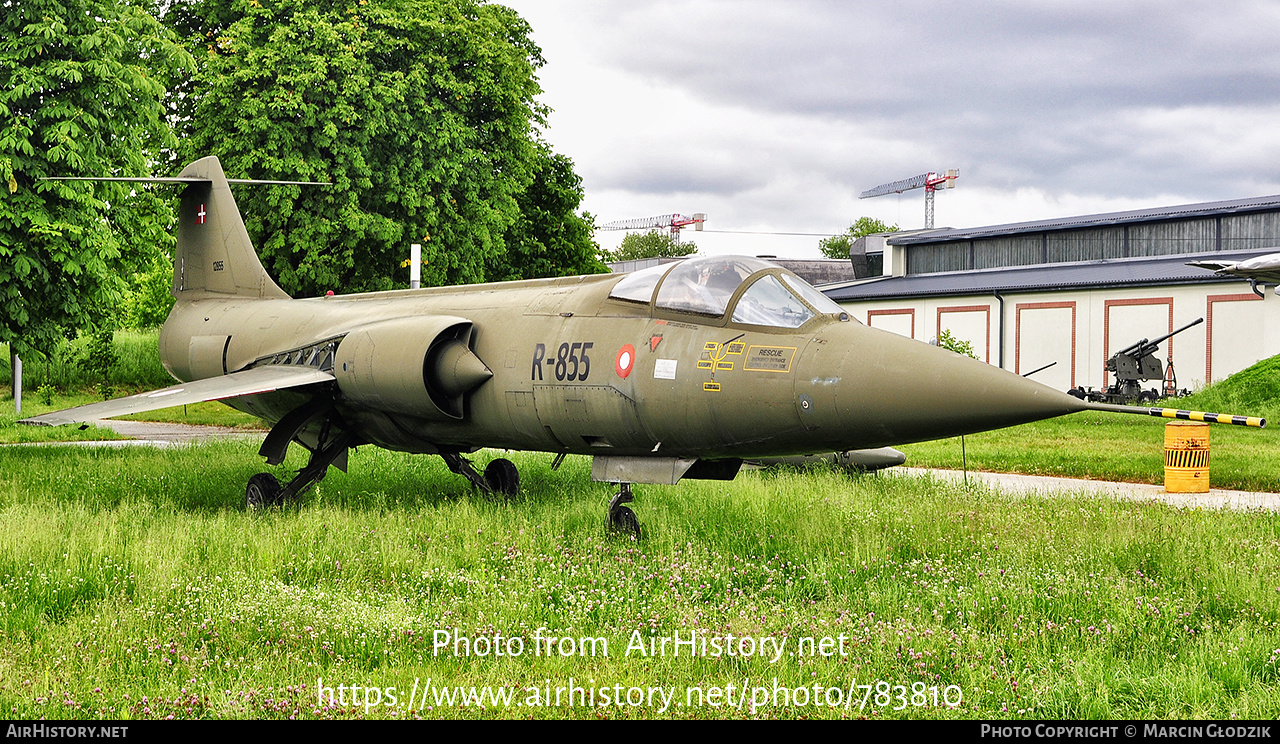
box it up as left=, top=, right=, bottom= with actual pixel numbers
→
left=859, top=170, right=959, bottom=229
left=598, top=213, right=707, bottom=246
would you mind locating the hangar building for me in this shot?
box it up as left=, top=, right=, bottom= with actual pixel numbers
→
left=822, top=196, right=1280, bottom=394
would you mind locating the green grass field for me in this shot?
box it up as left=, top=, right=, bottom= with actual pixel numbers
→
left=3, top=340, right=1280, bottom=718
left=1, top=332, right=174, bottom=393
left=1, top=444, right=1279, bottom=720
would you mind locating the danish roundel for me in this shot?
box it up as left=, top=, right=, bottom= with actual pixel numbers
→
left=615, top=344, right=636, bottom=378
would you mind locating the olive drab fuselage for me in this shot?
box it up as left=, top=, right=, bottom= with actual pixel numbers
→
left=159, top=258, right=1091, bottom=462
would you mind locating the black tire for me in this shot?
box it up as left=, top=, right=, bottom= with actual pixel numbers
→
left=246, top=472, right=283, bottom=509
left=610, top=505, right=642, bottom=538
left=484, top=458, right=520, bottom=499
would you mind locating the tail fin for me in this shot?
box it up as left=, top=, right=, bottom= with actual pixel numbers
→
left=42, top=156, right=325, bottom=300
left=173, top=156, right=291, bottom=301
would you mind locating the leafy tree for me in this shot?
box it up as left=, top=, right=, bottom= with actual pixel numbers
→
left=169, top=0, right=574, bottom=295
left=0, top=0, right=191, bottom=353
left=818, top=216, right=898, bottom=259
left=936, top=328, right=978, bottom=359
left=77, top=327, right=119, bottom=398
left=121, top=249, right=175, bottom=328
left=603, top=230, right=696, bottom=262
left=486, top=147, right=606, bottom=281
left=111, top=177, right=178, bottom=328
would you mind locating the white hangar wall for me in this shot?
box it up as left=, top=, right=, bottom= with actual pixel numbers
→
left=840, top=282, right=1278, bottom=393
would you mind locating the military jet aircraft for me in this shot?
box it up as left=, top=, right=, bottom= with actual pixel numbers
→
left=1189, top=252, right=1280, bottom=296
left=23, top=157, right=1266, bottom=535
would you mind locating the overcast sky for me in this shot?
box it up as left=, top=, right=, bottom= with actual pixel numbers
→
left=501, top=1, right=1280, bottom=258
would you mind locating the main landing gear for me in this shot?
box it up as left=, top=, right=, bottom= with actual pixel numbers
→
left=246, top=429, right=355, bottom=508
left=607, top=483, right=642, bottom=538
left=246, top=400, right=354, bottom=508
left=441, top=452, right=521, bottom=499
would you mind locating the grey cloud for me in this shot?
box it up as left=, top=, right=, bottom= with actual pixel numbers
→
left=586, top=1, right=1280, bottom=116
left=520, top=0, right=1280, bottom=228
left=588, top=160, right=772, bottom=197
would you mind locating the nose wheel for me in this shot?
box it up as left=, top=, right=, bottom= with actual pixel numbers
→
left=608, top=483, right=642, bottom=537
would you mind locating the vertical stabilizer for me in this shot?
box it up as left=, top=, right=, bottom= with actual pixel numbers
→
left=173, top=156, right=290, bottom=300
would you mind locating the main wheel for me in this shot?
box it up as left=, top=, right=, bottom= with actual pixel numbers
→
left=246, top=473, right=283, bottom=509
left=609, top=505, right=642, bottom=538
left=484, top=458, right=520, bottom=499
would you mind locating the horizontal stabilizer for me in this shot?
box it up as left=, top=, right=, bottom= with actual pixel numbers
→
left=19, top=366, right=334, bottom=427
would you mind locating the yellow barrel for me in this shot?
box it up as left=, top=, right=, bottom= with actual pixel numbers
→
left=1165, top=422, right=1210, bottom=493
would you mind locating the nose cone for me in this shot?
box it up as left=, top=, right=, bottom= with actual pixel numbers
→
left=817, top=324, right=1086, bottom=449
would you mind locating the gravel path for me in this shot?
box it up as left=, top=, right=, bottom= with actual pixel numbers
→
left=4, top=419, right=263, bottom=448
left=899, top=466, right=1280, bottom=510
left=86, top=419, right=262, bottom=443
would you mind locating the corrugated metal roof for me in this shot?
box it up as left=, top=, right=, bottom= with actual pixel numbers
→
left=888, top=195, right=1280, bottom=245
left=823, top=249, right=1273, bottom=302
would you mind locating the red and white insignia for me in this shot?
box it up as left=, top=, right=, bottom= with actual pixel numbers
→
left=196, top=204, right=207, bottom=225
left=615, top=344, right=636, bottom=378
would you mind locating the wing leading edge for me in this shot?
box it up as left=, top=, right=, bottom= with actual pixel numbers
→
left=19, top=366, right=334, bottom=427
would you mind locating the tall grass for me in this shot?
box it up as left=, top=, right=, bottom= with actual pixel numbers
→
left=0, top=331, right=172, bottom=393
left=1, top=444, right=1278, bottom=719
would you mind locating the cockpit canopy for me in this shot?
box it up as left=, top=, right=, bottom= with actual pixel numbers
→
left=607, top=255, right=848, bottom=328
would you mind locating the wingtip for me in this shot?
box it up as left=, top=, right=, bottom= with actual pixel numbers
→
left=17, top=416, right=59, bottom=427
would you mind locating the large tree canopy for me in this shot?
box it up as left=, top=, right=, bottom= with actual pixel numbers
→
left=169, top=0, right=600, bottom=296
left=0, top=0, right=191, bottom=351
left=486, top=147, right=605, bottom=281
left=818, top=216, right=898, bottom=259
left=602, top=230, right=696, bottom=262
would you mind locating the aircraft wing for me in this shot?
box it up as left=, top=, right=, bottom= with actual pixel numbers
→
left=19, top=366, right=334, bottom=427
left=1189, top=252, right=1280, bottom=283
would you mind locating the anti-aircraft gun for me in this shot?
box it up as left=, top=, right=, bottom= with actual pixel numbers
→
left=1070, top=317, right=1203, bottom=404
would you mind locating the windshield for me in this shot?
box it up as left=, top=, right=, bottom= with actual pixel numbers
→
left=731, top=274, right=815, bottom=328
left=781, top=274, right=848, bottom=316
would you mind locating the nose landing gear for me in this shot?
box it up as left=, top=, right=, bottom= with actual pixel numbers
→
left=608, top=483, right=642, bottom=538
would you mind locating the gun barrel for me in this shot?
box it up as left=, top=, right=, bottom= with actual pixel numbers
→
left=1021, top=361, right=1057, bottom=378
left=1115, top=337, right=1150, bottom=357
left=1086, top=402, right=1265, bottom=428
left=1111, top=317, right=1205, bottom=361
left=1144, top=317, right=1205, bottom=350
